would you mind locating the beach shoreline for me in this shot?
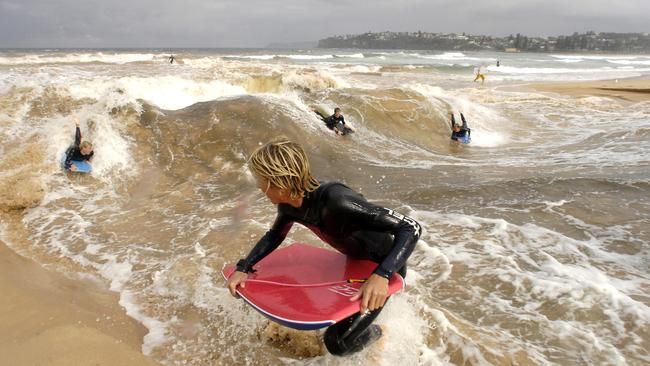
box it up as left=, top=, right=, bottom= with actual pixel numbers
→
left=525, top=76, right=650, bottom=103
left=0, top=235, right=161, bottom=366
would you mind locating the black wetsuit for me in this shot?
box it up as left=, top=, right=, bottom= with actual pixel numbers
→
left=236, top=181, right=421, bottom=355
left=325, top=114, right=345, bottom=130
left=63, top=127, right=93, bottom=169
left=314, top=111, right=353, bottom=136
left=450, top=113, right=471, bottom=141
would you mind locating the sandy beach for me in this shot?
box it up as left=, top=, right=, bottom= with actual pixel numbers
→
left=0, top=239, right=160, bottom=366
left=529, top=77, right=650, bottom=103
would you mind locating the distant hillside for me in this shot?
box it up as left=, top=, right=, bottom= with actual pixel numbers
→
left=318, top=31, right=650, bottom=53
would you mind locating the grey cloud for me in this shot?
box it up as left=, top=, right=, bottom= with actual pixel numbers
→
left=1, top=0, right=648, bottom=48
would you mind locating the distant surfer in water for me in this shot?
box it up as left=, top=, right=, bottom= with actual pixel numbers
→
left=168, top=54, right=175, bottom=64
left=473, top=66, right=486, bottom=84
left=226, top=138, right=421, bottom=356
left=313, top=107, right=355, bottom=136
left=63, top=118, right=94, bottom=172
left=450, top=111, right=471, bottom=143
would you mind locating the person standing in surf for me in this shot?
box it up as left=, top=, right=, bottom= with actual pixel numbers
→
left=63, top=118, right=94, bottom=172
left=226, top=137, right=421, bottom=356
left=473, top=65, right=486, bottom=84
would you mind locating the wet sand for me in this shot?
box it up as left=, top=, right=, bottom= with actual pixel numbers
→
left=0, top=240, right=160, bottom=366
left=529, top=77, right=650, bottom=103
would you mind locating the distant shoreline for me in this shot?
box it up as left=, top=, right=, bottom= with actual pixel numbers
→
left=2, top=46, right=650, bottom=55
left=317, top=31, right=650, bottom=54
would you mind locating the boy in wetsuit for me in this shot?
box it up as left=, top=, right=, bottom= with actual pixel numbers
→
left=63, top=118, right=94, bottom=172
left=226, top=138, right=421, bottom=356
left=450, top=112, right=471, bottom=142
left=321, top=107, right=354, bottom=136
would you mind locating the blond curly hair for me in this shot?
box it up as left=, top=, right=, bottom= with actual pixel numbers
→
left=249, top=137, right=320, bottom=199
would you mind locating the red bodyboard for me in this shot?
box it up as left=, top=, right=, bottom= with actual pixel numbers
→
left=222, top=243, right=405, bottom=330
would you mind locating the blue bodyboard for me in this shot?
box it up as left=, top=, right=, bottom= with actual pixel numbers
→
left=61, top=156, right=92, bottom=173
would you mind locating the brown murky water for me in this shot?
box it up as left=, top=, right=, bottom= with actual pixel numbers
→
left=1, top=49, right=649, bottom=365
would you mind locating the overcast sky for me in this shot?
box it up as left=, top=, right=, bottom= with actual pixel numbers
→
left=1, top=0, right=648, bottom=48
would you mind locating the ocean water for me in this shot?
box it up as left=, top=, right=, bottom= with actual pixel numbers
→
left=1, top=48, right=649, bottom=365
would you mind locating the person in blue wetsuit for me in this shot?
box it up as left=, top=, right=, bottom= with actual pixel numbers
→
left=450, top=112, right=471, bottom=143
left=226, top=137, right=421, bottom=356
left=63, top=118, right=94, bottom=172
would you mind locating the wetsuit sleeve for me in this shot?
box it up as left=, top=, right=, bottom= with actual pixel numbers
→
left=340, top=116, right=346, bottom=125
left=63, top=126, right=82, bottom=169
left=328, top=193, right=421, bottom=279
left=450, top=114, right=456, bottom=130
left=63, top=146, right=74, bottom=169
left=460, top=113, right=470, bottom=137
left=314, top=110, right=327, bottom=122
left=235, top=212, right=294, bottom=273
left=74, top=126, right=81, bottom=146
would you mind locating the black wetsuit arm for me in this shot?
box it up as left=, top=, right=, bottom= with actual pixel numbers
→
left=460, top=113, right=470, bottom=137
left=64, top=127, right=82, bottom=169
left=370, top=209, right=421, bottom=279
left=235, top=214, right=294, bottom=273
left=63, top=146, right=75, bottom=169
left=314, top=110, right=328, bottom=122
left=450, top=114, right=459, bottom=140
left=328, top=192, right=421, bottom=279
left=74, top=126, right=81, bottom=146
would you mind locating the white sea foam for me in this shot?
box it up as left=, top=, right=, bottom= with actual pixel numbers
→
left=66, top=76, right=247, bottom=110
left=284, top=54, right=334, bottom=60
left=550, top=54, right=650, bottom=61
left=225, top=54, right=335, bottom=61
left=0, top=52, right=158, bottom=65
left=410, top=208, right=650, bottom=363
left=336, top=53, right=365, bottom=58
left=345, top=65, right=382, bottom=73
left=608, top=59, right=650, bottom=66
left=180, top=56, right=222, bottom=69
left=227, top=54, right=276, bottom=60
left=120, top=290, right=170, bottom=355
left=418, top=52, right=492, bottom=62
